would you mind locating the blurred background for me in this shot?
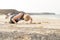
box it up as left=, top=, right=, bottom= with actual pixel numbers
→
left=0, top=0, right=60, bottom=14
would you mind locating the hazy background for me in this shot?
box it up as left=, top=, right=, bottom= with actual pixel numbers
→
left=0, top=0, right=60, bottom=14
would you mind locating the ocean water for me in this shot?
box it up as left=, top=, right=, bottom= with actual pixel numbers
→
left=31, top=14, right=60, bottom=19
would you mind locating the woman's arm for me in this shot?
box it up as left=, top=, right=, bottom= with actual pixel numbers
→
left=28, top=17, right=32, bottom=24
left=12, top=19, right=17, bottom=24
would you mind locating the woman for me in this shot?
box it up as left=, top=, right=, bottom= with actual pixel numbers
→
left=9, top=12, right=32, bottom=24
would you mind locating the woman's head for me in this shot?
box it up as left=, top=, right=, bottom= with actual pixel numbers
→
left=24, top=14, right=31, bottom=21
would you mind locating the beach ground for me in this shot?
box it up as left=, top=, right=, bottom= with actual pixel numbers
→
left=0, top=15, right=60, bottom=40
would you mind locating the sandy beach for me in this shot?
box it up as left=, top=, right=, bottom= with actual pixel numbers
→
left=0, top=15, right=60, bottom=40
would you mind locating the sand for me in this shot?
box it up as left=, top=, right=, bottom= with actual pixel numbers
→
left=0, top=15, right=60, bottom=40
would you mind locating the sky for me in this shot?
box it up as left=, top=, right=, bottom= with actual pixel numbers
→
left=0, top=0, right=60, bottom=14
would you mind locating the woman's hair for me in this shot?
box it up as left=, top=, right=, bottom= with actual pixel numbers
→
left=24, top=14, right=31, bottom=21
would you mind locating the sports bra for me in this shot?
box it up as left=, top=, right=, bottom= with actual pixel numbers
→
left=10, top=13, right=24, bottom=22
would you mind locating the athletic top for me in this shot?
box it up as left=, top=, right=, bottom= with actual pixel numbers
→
left=9, top=13, right=24, bottom=23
